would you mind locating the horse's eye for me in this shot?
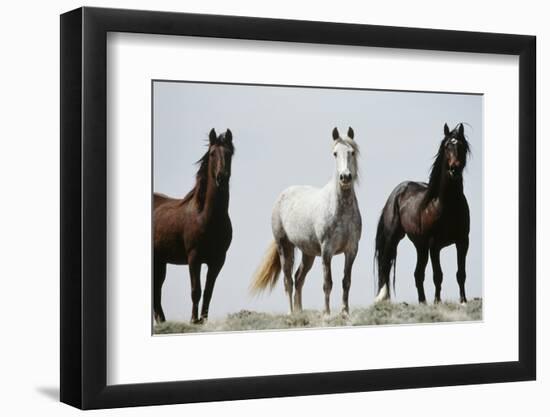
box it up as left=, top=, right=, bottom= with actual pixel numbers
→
left=351, top=151, right=355, bottom=156
left=333, top=152, right=337, bottom=157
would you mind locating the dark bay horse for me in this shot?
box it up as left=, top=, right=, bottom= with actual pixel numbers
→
left=153, top=128, right=234, bottom=324
left=374, top=123, right=471, bottom=304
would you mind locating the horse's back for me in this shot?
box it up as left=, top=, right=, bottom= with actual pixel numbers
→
left=154, top=192, right=175, bottom=210
left=391, top=181, right=427, bottom=200
left=274, top=185, right=321, bottom=219
left=384, top=181, right=428, bottom=212
left=272, top=185, right=322, bottom=254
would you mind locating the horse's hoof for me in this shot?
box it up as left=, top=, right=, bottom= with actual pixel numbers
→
left=190, top=318, right=204, bottom=325
left=374, top=284, right=390, bottom=303
left=374, top=296, right=390, bottom=304
left=434, top=299, right=441, bottom=305
left=460, top=301, right=468, bottom=306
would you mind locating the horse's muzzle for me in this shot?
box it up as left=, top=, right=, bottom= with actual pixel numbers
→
left=448, top=166, right=462, bottom=178
left=339, top=173, right=352, bottom=185
left=339, top=174, right=353, bottom=189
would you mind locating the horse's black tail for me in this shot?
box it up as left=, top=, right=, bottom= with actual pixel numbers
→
left=374, top=195, right=400, bottom=302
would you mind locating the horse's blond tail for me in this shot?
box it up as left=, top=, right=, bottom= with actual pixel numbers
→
left=250, top=241, right=281, bottom=294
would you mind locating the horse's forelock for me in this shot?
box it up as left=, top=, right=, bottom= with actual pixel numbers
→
left=211, top=133, right=235, bottom=155
left=221, top=136, right=235, bottom=154
left=333, top=137, right=360, bottom=155
left=440, top=126, right=471, bottom=157
left=446, top=123, right=472, bottom=154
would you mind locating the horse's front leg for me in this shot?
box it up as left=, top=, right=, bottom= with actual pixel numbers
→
left=293, top=253, right=315, bottom=312
left=414, top=245, right=429, bottom=303
left=341, top=247, right=358, bottom=316
left=200, top=257, right=225, bottom=322
left=456, top=238, right=469, bottom=304
left=188, top=253, right=202, bottom=324
left=430, top=246, right=443, bottom=303
left=277, top=240, right=295, bottom=314
left=321, top=249, right=333, bottom=315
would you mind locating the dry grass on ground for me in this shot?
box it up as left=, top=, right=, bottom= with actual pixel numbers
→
left=154, top=298, right=482, bottom=334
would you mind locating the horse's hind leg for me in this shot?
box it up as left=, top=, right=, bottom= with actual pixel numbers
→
left=375, top=230, right=403, bottom=302
left=277, top=239, right=295, bottom=314
left=293, top=253, right=314, bottom=312
left=375, top=201, right=405, bottom=302
left=414, top=244, right=429, bottom=303
left=342, top=247, right=358, bottom=315
left=153, top=261, right=166, bottom=324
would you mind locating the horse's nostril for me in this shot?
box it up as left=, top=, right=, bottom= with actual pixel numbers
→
left=340, top=173, right=352, bottom=183
left=449, top=166, right=461, bottom=177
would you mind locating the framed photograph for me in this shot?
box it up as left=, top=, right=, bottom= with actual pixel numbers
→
left=60, top=6, right=536, bottom=409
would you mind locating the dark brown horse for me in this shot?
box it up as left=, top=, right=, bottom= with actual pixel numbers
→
left=153, top=128, right=234, bottom=324
left=374, top=123, right=471, bottom=304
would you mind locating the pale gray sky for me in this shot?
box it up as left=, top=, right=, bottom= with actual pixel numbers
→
left=153, top=81, right=482, bottom=320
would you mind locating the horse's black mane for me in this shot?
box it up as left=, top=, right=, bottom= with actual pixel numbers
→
left=426, top=124, right=471, bottom=200
left=181, top=134, right=234, bottom=210
left=181, top=149, right=210, bottom=209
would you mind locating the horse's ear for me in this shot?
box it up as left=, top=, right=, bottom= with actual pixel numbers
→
left=347, top=127, right=354, bottom=140
left=332, top=127, right=339, bottom=141
left=458, top=123, right=464, bottom=136
left=225, top=129, right=233, bottom=142
left=444, top=123, right=450, bottom=137
left=209, top=128, right=217, bottom=145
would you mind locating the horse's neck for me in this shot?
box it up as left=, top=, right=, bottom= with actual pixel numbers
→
left=431, top=174, right=464, bottom=210
left=202, top=179, right=229, bottom=219
left=325, top=175, right=357, bottom=213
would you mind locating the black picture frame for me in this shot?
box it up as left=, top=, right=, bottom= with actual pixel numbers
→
left=60, top=6, right=536, bottom=410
